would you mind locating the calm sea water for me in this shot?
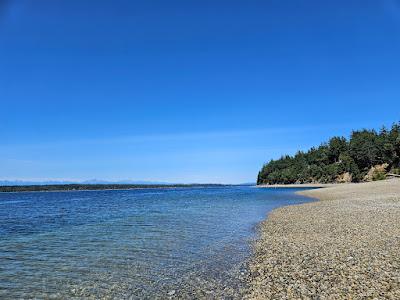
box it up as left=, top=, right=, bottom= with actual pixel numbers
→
left=0, top=186, right=312, bottom=299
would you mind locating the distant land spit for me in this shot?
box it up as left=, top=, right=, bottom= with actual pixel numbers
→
left=0, top=183, right=230, bottom=193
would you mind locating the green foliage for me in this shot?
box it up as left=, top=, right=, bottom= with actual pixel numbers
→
left=372, top=171, right=386, bottom=181
left=328, top=136, right=348, bottom=163
left=257, top=122, right=400, bottom=184
left=349, top=129, right=382, bottom=170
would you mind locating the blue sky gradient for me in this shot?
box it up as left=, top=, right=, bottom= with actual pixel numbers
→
left=1, top=0, right=400, bottom=183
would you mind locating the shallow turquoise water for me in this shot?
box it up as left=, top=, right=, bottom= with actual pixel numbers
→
left=0, top=186, right=312, bottom=299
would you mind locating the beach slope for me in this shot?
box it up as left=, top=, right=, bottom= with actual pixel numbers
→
left=247, top=179, right=400, bottom=299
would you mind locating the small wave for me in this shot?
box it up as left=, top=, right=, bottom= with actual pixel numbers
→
left=0, top=200, right=27, bottom=205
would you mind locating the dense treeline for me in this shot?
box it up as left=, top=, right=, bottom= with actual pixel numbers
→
left=0, top=184, right=227, bottom=193
left=257, top=123, right=400, bottom=185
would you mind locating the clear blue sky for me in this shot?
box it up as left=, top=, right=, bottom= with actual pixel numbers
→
left=1, top=0, right=399, bottom=183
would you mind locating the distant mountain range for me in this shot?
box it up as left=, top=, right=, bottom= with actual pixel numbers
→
left=0, top=179, right=171, bottom=186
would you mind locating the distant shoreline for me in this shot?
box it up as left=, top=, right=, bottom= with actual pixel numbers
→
left=0, top=183, right=230, bottom=193
left=247, top=178, right=400, bottom=298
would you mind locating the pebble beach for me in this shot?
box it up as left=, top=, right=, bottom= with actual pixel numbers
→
left=248, top=179, right=400, bottom=299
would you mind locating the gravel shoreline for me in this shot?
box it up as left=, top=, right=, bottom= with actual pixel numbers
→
left=247, top=179, right=400, bottom=299
left=257, top=183, right=337, bottom=189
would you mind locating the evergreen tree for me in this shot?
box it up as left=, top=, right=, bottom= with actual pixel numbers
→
left=257, top=122, right=400, bottom=184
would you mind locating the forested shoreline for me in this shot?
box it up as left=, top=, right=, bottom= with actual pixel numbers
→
left=257, top=123, right=400, bottom=185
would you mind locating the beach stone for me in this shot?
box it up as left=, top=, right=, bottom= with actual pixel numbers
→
left=246, top=179, right=400, bottom=299
left=167, top=290, right=176, bottom=296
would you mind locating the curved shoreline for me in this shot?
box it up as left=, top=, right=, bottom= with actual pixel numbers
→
left=257, top=183, right=337, bottom=189
left=247, top=179, right=400, bottom=299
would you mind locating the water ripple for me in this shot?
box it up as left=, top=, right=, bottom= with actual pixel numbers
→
left=0, top=186, right=312, bottom=298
